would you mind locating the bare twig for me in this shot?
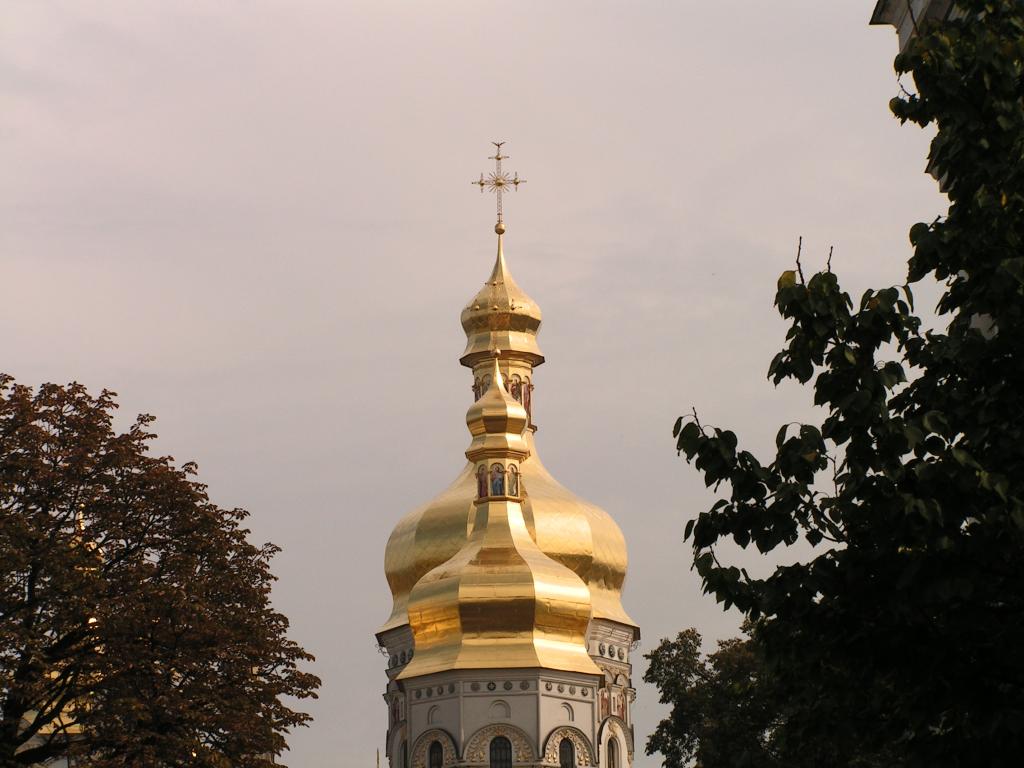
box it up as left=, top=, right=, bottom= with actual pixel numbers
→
left=690, top=407, right=705, bottom=434
left=795, top=236, right=806, bottom=284
left=827, top=245, right=834, bottom=273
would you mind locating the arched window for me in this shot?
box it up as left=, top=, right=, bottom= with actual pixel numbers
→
left=489, top=464, right=505, bottom=496
left=429, top=740, right=443, bottom=768
left=489, top=736, right=512, bottom=768
left=507, top=465, right=520, bottom=497
left=607, top=738, right=619, bottom=768
left=559, top=738, right=575, bottom=768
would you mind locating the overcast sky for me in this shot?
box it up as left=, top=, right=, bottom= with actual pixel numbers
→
left=2, top=2, right=945, bottom=766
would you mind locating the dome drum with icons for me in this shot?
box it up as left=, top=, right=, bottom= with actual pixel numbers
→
left=376, top=143, right=639, bottom=768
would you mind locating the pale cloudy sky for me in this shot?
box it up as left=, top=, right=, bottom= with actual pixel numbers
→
left=2, top=2, right=944, bottom=766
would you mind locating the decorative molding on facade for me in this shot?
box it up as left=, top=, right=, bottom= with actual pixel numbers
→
left=541, top=725, right=596, bottom=766
left=387, top=722, right=408, bottom=764
left=598, top=716, right=634, bottom=760
left=463, top=723, right=535, bottom=764
left=410, top=728, right=458, bottom=768
left=596, top=664, right=629, bottom=684
left=488, top=699, right=511, bottom=720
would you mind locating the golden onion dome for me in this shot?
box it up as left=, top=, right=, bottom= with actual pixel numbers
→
left=379, top=449, right=635, bottom=633
left=400, top=360, right=598, bottom=677
left=465, top=354, right=529, bottom=458
left=379, top=237, right=636, bottom=637
left=519, top=430, right=634, bottom=628
left=460, top=235, right=544, bottom=367
left=379, top=465, right=476, bottom=634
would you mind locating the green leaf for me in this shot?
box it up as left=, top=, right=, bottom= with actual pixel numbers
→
left=1001, top=257, right=1024, bottom=284
left=777, top=270, right=798, bottom=289
left=901, top=284, right=916, bottom=311
left=1012, top=508, right=1024, bottom=532
left=922, top=410, right=949, bottom=435
left=677, top=421, right=702, bottom=455
left=951, top=446, right=981, bottom=469
left=776, top=424, right=789, bottom=449
left=904, top=423, right=925, bottom=449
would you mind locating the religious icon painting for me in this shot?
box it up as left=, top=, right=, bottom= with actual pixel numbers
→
left=490, top=464, right=505, bottom=496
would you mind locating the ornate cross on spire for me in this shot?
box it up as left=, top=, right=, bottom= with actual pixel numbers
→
left=472, top=141, right=525, bottom=234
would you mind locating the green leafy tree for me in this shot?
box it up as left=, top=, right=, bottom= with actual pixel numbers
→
left=672, top=2, right=1024, bottom=766
left=0, top=376, right=319, bottom=767
left=644, top=627, right=778, bottom=768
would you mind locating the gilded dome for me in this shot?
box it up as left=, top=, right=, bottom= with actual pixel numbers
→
left=400, top=360, right=598, bottom=677
left=465, top=355, right=529, bottom=456
left=379, top=440, right=635, bottom=633
left=379, top=237, right=636, bottom=638
left=459, top=237, right=544, bottom=367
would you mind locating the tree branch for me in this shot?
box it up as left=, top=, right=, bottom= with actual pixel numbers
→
left=795, top=236, right=806, bottom=284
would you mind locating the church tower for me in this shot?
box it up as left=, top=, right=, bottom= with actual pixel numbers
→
left=376, top=144, right=639, bottom=768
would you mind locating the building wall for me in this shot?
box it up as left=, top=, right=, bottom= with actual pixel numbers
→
left=380, top=618, right=637, bottom=767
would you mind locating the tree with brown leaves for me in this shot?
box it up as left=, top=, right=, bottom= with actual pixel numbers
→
left=0, top=376, right=319, bottom=767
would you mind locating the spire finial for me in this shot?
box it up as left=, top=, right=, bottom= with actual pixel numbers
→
left=489, top=348, right=503, bottom=389
left=472, top=141, right=525, bottom=235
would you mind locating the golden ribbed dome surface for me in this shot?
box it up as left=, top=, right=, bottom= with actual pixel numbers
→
left=465, top=357, right=529, bottom=458
left=379, top=443, right=635, bottom=633
left=399, top=499, right=598, bottom=677
left=380, top=238, right=635, bottom=641
left=400, top=362, right=598, bottom=677
left=460, top=237, right=544, bottom=367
